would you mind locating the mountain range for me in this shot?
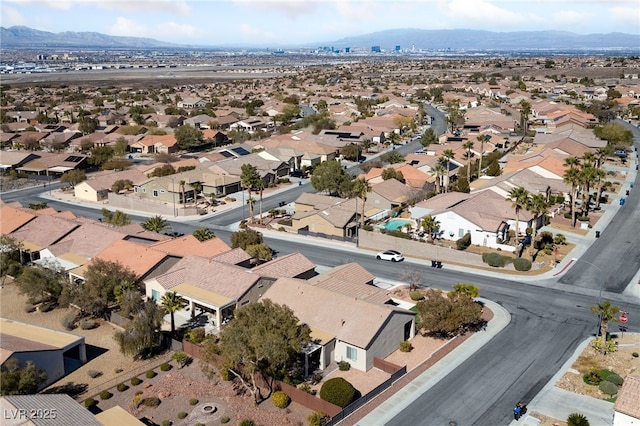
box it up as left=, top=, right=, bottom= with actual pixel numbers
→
left=1, top=25, right=638, bottom=51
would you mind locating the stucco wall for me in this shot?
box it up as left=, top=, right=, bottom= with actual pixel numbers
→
left=366, top=313, right=415, bottom=371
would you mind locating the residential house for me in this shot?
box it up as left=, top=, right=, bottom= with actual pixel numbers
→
left=368, top=178, right=420, bottom=212
left=14, top=152, right=88, bottom=177
left=130, top=134, right=178, bottom=154
left=149, top=234, right=232, bottom=259
left=177, top=98, right=207, bottom=109
left=0, top=205, right=36, bottom=235
left=9, top=215, right=80, bottom=261
left=291, top=193, right=358, bottom=239
left=0, top=318, right=87, bottom=390
left=260, top=277, right=415, bottom=372
left=74, top=169, right=148, bottom=202
left=308, top=262, right=394, bottom=305
left=206, top=154, right=289, bottom=186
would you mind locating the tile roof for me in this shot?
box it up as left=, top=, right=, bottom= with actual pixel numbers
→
left=1, top=317, right=83, bottom=352
left=261, top=278, right=411, bottom=349
left=48, top=222, right=127, bottom=260
left=9, top=215, right=79, bottom=250
left=0, top=205, right=35, bottom=234
left=150, top=235, right=231, bottom=258
left=308, top=263, right=391, bottom=305
left=94, top=240, right=168, bottom=278
left=1, top=394, right=101, bottom=426
left=153, top=255, right=261, bottom=300
left=251, top=252, right=316, bottom=278
left=371, top=178, right=418, bottom=203
left=614, top=375, right=640, bottom=420
left=210, top=247, right=252, bottom=265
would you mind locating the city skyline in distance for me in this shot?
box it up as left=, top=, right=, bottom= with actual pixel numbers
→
left=1, top=0, right=639, bottom=48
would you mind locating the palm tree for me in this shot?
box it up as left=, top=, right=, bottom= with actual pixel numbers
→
left=431, top=163, right=446, bottom=194
left=563, top=157, right=581, bottom=228
left=462, top=140, right=474, bottom=182
left=240, top=164, right=261, bottom=223
left=579, top=164, right=597, bottom=217
left=421, top=215, right=440, bottom=242
left=507, top=187, right=530, bottom=247
left=255, top=179, right=265, bottom=225
left=351, top=177, right=371, bottom=227
left=528, top=193, right=548, bottom=261
left=448, top=283, right=480, bottom=299
left=193, top=227, right=215, bottom=242
left=179, top=180, right=186, bottom=206
left=591, top=300, right=619, bottom=356
left=567, top=413, right=590, bottom=426
left=162, top=291, right=187, bottom=333
left=519, top=100, right=532, bottom=136
left=476, top=134, right=489, bottom=176
left=442, top=150, right=455, bottom=193
left=142, top=215, right=169, bottom=233
left=593, top=168, right=607, bottom=210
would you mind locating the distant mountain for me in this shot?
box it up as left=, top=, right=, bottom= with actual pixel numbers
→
left=0, top=26, right=178, bottom=49
left=1, top=26, right=638, bottom=51
left=328, top=28, right=640, bottom=51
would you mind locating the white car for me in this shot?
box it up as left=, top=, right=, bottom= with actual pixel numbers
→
left=376, top=250, right=404, bottom=262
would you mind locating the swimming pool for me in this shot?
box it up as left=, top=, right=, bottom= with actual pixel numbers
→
left=382, top=218, right=417, bottom=231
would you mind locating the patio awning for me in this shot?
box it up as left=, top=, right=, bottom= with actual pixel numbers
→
left=48, top=166, right=75, bottom=173
left=173, top=282, right=233, bottom=308
left=309, top=325, right=335, bottom=345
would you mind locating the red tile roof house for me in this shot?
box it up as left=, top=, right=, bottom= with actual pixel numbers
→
left=260, top=277, right=415, bottom=372
left=613, top=375, right=640, bottom=425
left=8, top=215, right=81, bottom=261
left=144, top=252, right=315, bottom=331
left=130, top=134, right=178, bottom=154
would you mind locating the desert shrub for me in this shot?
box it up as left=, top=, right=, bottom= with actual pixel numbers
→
left=567, top=413, right=590, bottom=426
left=299, top=383, right=314, bottom=394
left=83, top=398, right=96, bottom=408
left=272, top=390, right=291, bottom=408
left=598, top=380, right=618, bottom=396
left=482, top=252, right=509, bottom=268
left=591, top=336, right=617, bottom=354
left=24, top=303, right=35, bottom=313
left=184, top=327, right=206, bottom=344
left=308, top=411, right=330, bottom=426
left=189, top=398, right=199, bottom=406
left=338, top=361, right=351, bottom=371
left=577, top=215, right=589, bottom=222
left=319, top=377, right=356, bottom=408
left=80, top=319, right=98, bottom=330
left=141, top=397, right=161, bottom=407
left=162, top=421, right=172, bottom=426
left=583, top=368, right=601, bottom=385
left=604, top=373, right=624, bottom=386
left=131, top=377, right=142, bottom=386
left=39, top=302, right=54, bottom=312
left=114, top=368, right=123, bottom=373
left=177, top=412, right=187, bottom=419
left=456, top=232, right=471, bottom=250
left=399, top=341, right=413, bottom=352
left=160, top=362, right=172, bottom=371
left=239, top=420, right=255, bottom=426
left=633, top=352, right=639, bottom=358
left=87, top=370, right=102, bottom=379
left=220, top=416, right=230, bottom=424
left=219, top=364, right=232, bottom=381
left=61, top=313, right=77, bottom=330
left=410, top=291, right=424, bottom=301
left=172, top=351, right=190, bottom=368
left=512, top=257, right=532, bottom=271
left=117, top=383, right=128, bottom=392
left=146, top=370, right=156, bottom=379
left=100, top=390, right=112, bottom=400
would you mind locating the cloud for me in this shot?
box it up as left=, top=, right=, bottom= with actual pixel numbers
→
left=107, top=16, right=151, bottom=38
left=438, top=0, right=526, bottom=25
left=107, top=16, right=201, bottom=41
left=0, top=4, right=27, bottom=26
left=610, top=5, right=640, bottom=31
left=5, top=0, right=191, bottom=15
left=233, top=0, right=317, bottom=18
left=549, top=10, right=593, bottom=28
left=239, top=23, right=276, bottom=41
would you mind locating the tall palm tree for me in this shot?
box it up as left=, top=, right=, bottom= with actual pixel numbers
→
left=178, top=180, right=186, bottom=206
left=240, top=164, right=261, bottom=223
left=507, top=186, right=530, bottom=247
left=519, top=100, right=532, bottom=136
left=476, top=134, right=489, bottom=176
left=351, top=177, right=371, bottom=227
left=431, top=163, right=446, bottom=194
left=142, top=215, right=169, bottom=233
left=462, top=140, right=474, bottom=182
left=442, top=150, right=455, bottom=193
left=193, top=227, right=215, bottom=242
left=161, top=291, right=187, bottom=333
left=255, top=179, right=265, bottom=225
left=579, top=164, right=597, bottom=217
left=421, top=215, right=440, bottom=242
left=563, top=157, right=581, bottom=228
left=591, top=300, right=619, bottom=355
left=593, top=168, right=607, bottom=210
left=528, top=193, right=548, bottom=261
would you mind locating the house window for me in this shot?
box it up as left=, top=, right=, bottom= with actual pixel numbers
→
left=153, top=190, right=158, bottom=197
left=151, top=290, right=160, bottom=301
left=346, top=346, right=358, bottom=362
left=458, top=228, right=465, bottom=238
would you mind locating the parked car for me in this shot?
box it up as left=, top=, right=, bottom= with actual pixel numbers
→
left=376, top=250, right=404, bottom=262
left=615, top=149, right=627, bottom=158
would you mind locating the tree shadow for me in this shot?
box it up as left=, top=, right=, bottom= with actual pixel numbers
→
left=43, top=382, right=88, bottom=397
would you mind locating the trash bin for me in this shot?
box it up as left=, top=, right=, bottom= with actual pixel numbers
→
left=595, top=231, right=600, bottom=238
left=620, top=198, right=626, bottom=206
left=631, top=183, right=634, bottom=188
left=431, top=260, right=437, bottom=268
left=626, top=190, right=630, bottom=196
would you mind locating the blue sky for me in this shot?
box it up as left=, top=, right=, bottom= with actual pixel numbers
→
left=1, top=0, right=639, bottom=47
